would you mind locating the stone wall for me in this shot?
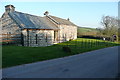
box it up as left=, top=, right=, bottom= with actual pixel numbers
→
left=21, top=25, right=77, bottom=47
left=58, top=25, right=77, bottom=42
left=1, top=13, right=21, bottom=43
left=22, top=29, right=54, bottom=47
left=1, top=13, right=21, bottom=34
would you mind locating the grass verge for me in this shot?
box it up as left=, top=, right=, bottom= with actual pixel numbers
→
left=2, top=38, right=120, bottom=68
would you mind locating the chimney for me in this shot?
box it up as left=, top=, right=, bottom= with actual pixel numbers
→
left=44, top=11, right=49, bottom=16
left=5, top=5, right=15, bottom=12
left=67, top=18, right=70, bottom=21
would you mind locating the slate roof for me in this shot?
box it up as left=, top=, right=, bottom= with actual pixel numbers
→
left=8, top=11, right=77, bottom=30
left=50, top=15, right=77, bottom=26
left=8, top=11, right=59, bottom=30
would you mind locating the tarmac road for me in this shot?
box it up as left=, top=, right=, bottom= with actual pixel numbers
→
left=2, top=46, right=119, bottom=78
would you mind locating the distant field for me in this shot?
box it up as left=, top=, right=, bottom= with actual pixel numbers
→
left=2, top=38, right=120, bottom=68
left=77, top=27, right=98, bottom=36
left=77, top=27, right=98, bottom=32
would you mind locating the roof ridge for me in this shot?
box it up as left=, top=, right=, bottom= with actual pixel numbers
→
left=8, top=12, right=23, bottom=29
left=14, top=11, right=43, bottom=18
left=50, top=15, right=67, bottom=21
left=50, top=15, right=77, bottom=26
left=46, top=15, right=59, bottom=24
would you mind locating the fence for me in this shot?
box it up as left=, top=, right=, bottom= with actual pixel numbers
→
left=0, top=33, right=118, bottom=48
left=61, top=38, right=118, bottom=54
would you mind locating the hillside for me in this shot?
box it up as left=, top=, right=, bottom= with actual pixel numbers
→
left=77, top=27, right=99, bottom=36
left=77, top=27, right=98, bottom=32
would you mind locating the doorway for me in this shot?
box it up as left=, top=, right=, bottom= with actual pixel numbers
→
left=54, top=31, right=58, bottom=42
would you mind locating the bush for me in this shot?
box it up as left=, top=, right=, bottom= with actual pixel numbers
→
left=62, top=46, right=71, bottom=53
left=78, top=35, right=103, bottom=40
left=69, top=39, right=73, bottom=41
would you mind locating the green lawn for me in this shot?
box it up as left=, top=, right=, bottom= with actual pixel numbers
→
left=2, top=38, right=120, bottom=68
left=77, top=27, right=98, bottom=33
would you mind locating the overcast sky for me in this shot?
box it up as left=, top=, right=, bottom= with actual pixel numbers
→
left=0, top=2, right=118, bottom=28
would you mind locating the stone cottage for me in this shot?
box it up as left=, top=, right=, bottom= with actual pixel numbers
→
left=1, top=5, right=77, bottom=47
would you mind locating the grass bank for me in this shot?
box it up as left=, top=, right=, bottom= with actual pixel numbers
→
left=2, top=38, right=120, bottom=68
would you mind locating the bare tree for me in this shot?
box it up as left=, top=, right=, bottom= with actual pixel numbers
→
left=100, top=16, right=118, bottom=37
